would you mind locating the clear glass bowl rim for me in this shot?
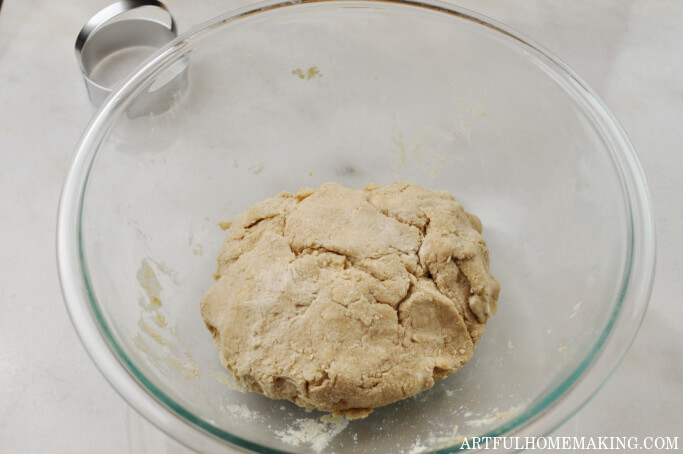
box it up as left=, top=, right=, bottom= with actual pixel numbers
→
left=57, top=0, right=657, bottom=452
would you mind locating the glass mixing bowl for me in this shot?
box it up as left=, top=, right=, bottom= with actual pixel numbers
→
left=57, top=0, right=655, bottom=452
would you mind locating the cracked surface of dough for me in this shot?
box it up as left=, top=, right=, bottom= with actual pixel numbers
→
left=200, top=182, right=500, bottom=418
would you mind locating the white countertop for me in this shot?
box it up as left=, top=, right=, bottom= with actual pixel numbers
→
left=1, top=0, right=681, bottom=452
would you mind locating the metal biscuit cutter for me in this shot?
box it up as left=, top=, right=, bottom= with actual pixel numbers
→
left=75, top=0, right=188, bottom=114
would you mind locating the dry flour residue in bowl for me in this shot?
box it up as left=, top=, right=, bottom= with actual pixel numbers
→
left=275, top=414, right=349, bottom=453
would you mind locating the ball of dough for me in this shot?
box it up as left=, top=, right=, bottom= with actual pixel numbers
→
left=200, top=182, right=500, bottom=419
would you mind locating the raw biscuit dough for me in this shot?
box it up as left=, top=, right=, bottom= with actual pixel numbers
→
left=201, top=182, right=500, bottom=419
